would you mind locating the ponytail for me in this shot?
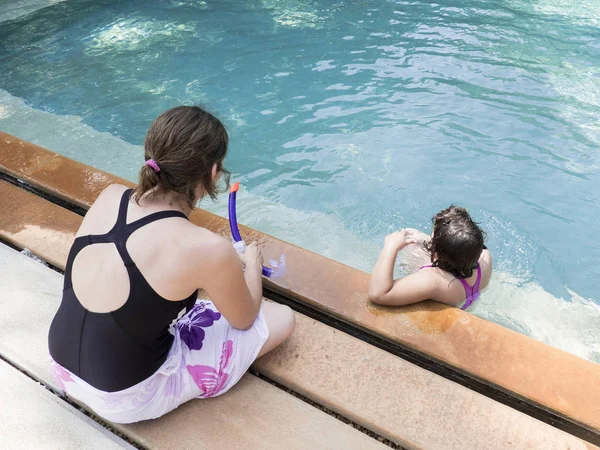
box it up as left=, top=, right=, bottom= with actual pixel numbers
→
left=132, top=160, right=161, bottom=204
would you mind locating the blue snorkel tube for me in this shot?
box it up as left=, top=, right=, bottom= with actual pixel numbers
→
left=228, top=182, right=286, bottom=278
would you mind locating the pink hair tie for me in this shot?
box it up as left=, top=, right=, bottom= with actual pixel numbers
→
left=145, top=159, right=160, bottom=173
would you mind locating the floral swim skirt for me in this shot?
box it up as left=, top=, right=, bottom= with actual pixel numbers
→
left=50, top=299, right=269, bottom=424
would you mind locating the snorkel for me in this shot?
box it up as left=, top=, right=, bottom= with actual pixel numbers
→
left=228, top=182, right=286, bottom=278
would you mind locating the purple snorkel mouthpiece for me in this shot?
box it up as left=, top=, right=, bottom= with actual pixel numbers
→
left=228, top=182, right=286, bottom=279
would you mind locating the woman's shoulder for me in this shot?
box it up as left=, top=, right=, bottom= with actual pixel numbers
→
left=76, top=184, right=129, bottom=235
left=98, top=183, right=130, bottom=198
left=88, top=184, right=130, bottom=208
left=184, top=223, right=236, bottom=261
left=178, top=225, right=241, bottom=284
left=89, top=183, right=131, bottom=213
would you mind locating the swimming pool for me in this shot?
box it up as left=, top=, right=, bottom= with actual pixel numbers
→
left=1, top=0, right=598, bottom=362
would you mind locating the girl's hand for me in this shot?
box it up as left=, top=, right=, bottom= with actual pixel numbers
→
left=404, top=228, right=431, bottom=247
left=384, top=229, right=418, bottom=251
left=239, top=242, right=263, bottom=269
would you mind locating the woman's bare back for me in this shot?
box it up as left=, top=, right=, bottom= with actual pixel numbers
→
left=72, top=184, right=217, bottom=313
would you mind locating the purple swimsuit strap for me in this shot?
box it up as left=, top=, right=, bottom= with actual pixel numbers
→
left=459, top=264, right=482, bottom=310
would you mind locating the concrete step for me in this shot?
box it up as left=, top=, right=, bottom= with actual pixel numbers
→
left=0, top=359, right=134, bottom=450
left=0, top=242, right=385, bottom=450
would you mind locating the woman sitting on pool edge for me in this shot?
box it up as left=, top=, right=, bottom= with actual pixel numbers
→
left=368, top=205, right=492, bottom=309
left=48, top=106, right=295, bottom=424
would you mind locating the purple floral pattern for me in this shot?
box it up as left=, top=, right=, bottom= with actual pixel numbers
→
left=52, top=361, right=73, bottom=392
left=177, top=302, right=221, bottom=351
left=187, top=340, right=233, bottom=397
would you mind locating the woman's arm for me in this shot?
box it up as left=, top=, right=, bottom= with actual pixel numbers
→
left=368, top=230, right=437, bottom=306
left=191, top=235, right=263, bottom=330
left=238, top=242, right=264, bottom=306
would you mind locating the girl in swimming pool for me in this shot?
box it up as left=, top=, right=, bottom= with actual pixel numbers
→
left=368, top=205, right=492, bottom=309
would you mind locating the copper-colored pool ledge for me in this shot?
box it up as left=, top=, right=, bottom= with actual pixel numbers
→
left=1, top=131, right=599, bottom=435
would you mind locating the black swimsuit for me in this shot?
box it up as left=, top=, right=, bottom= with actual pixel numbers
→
left=48, top=189, right=197, bottom=392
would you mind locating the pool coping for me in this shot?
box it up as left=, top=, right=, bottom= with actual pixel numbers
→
left=8, top=184, right=599, bottom=448
left=1, top=131, right=599, bottom=437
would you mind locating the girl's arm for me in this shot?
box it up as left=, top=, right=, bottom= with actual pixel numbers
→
left=399, top=228, right=432, bottom=273
left=368, top=230, right=438, bottom=306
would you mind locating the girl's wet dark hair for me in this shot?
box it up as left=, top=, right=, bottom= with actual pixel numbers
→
left=424, top=205, right=486, bottom=278
left=132, top=106, right=230, bottom=209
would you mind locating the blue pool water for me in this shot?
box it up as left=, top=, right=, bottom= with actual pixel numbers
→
left=0, top=0, right=598, bottom=361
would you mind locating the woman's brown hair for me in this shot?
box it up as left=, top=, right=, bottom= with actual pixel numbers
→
left=132, top=106, right=230, bottom=209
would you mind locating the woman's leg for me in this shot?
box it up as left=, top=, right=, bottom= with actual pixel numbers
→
left=257, top=301, right=296, bottom=358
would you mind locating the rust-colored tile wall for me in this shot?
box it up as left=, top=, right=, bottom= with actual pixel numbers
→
left=0, top=134, right=56, bottom=177
left=0, top=181, right=79, bottom=267
left=1, top=131, right=598, bottom=432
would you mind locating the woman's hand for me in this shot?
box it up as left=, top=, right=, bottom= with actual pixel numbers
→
left=239, top=242, right=263, bottom=270
left=384, top=229, right=418, bottom=251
